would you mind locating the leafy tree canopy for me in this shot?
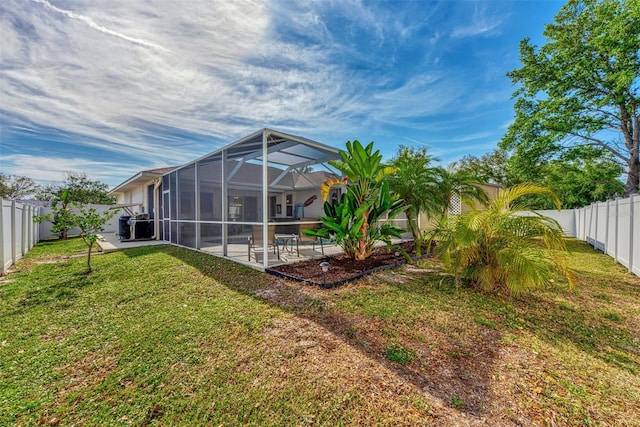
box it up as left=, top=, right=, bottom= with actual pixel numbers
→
left=36, top=172, right=116, bottom=205
left=0, top=174, right=37, bottom=199
left=513, top=146, right=624, bottom=208
left=458, top=150, right=512, bottom=188
left=501, top=0, right=640, bottom=195
left=460, top=146, right=624, bottom=209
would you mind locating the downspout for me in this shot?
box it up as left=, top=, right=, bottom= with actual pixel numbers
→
left=152, top=178, right=162, bottom=240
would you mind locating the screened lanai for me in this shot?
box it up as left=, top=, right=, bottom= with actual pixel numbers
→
left=161, top=128, right=342, bottom=268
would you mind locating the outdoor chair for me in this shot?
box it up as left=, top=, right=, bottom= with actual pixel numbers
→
left=297, top=219, right=324, bottom=256
left=248, top=224, right=278, bottom=261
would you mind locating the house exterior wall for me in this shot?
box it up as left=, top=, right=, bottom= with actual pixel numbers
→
left=112, top=179, right=155, bottom=215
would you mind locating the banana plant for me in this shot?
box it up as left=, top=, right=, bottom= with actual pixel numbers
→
left=304, top=140, right=406, bottom=261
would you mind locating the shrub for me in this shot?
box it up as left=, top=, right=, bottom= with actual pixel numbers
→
left=428, top=183, right=576, bottom=295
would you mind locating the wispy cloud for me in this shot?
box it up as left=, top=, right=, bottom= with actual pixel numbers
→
left=1, top=154, right=150, bottom=185
left=451, top=3, right=503, bottom=38
left=0, top=0, right=535, bottom=185
left=32, top=0, right=169, bottom=52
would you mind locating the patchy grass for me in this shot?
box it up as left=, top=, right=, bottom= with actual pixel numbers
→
left=1, top=238, right=639, bottom=426
left=385, top=343, right=416, bottom=365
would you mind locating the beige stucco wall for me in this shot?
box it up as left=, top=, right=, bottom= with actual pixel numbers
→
left=418, top=183, right=502, bottom=232
left=112, top=179, right=156, bottom=215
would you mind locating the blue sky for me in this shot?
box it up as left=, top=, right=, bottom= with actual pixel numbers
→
left=0, top=0, right=565, bottom=188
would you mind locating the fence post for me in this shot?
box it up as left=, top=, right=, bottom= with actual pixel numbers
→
left=591, top=202, right=600, bottom=250
left=587, top=203, right=596, bottom=249
left=583, top=205, right=588, bottom=242
left=604, top=200, right=610, bottom=255
left=27, top=205, right=32, bottom=250
left=629, top=194, right=636, bottom=274
left=578, top=208, right=583, bottom=240
left=35, top=206, right=41, bottom=243
left=11, top=200, right=17, bottom=267
left=615, top=197, right=620, bottom=263
left=21, top=202, right=28, bottom=256
left=0, top=198, right=4, bottom=276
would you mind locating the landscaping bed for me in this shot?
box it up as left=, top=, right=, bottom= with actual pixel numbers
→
left=267, top=241, right=419, bottom=287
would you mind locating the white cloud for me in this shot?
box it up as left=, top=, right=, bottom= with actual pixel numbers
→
left=1, top=154, right=149, bottom=186
left=451, top=3, right=502, bottom=39
left=0, top=0, right=519, bottom=186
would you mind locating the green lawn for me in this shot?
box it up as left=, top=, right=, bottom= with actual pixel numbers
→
left=1, top=238, right=638, bottom=426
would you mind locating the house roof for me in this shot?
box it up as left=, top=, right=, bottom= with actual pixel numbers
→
left=109, top=166, right=178, bottom=195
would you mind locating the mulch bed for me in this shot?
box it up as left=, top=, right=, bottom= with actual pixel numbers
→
left=267, top=241, right=422, bottom=288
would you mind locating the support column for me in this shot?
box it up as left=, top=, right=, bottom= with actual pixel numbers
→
left=262, top=130, right=269, bottom=269
left=222, top=150, right=228, bottom=257
left=195, top=162, right=201, bottom=249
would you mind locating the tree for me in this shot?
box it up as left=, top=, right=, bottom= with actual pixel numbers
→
left=36, top=172, right=116, bottom=205
left=510, top=146, right=624, bottom=208
left=460, top=146, right=624, bottom=208
left=304, top=140, right=406, bottom=261
left=43, top=189, right=76, bottom=240
left=501, top=0, right=640, bottom=195
left=388, top=145, right=440, bottom=257
left=35, top=189, right=115, bottom=272
left=75, top=205, right=116, bottom=274
left=543, top=149, right=624, bottom=207
left=428, top=184, right=576, bottom=295
left=0, top=174, right=37, bottom=199
left=458, top=150, right=512, bottom=187
left=36, top=173, right=115, bottom=241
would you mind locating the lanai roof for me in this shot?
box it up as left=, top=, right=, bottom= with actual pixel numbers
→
left=182, top=128, right=341, bottom=173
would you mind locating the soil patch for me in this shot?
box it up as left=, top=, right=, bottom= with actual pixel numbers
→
left=267, top=241, right=421, bottom=287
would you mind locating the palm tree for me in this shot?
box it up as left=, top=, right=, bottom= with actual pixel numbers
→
left=434, top=164, right=489, bottom=218
left=388, top=146, right=441, bottom=256
left=428, top=183, right=576, bottom=295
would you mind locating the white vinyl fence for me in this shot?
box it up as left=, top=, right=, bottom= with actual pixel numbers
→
left=0, top=198, right=42, bottom=275
left=537, top=194, right=639, bottom=278
left=37, top=204, right=123, bottom=240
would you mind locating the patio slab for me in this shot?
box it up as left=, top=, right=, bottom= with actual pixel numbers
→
left=98, top=232, right=168, bottom=252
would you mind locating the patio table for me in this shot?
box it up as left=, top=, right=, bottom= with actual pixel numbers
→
left=274, top=233, right=299, bottom=257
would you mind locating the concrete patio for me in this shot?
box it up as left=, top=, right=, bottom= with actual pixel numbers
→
left=97, top=231, right=343, bottom=269
left=97, top=232, right=168, bottom=252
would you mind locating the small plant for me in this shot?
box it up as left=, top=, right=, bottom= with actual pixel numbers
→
left=384, top=343, right=415, bottom=365
left=451, top=396, right=463, bottom=408
left=603, top=312, right=622, bottom=322
left=36, top=190, right=116, bottom=273
left=474, top=316, right=497, bottom=329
